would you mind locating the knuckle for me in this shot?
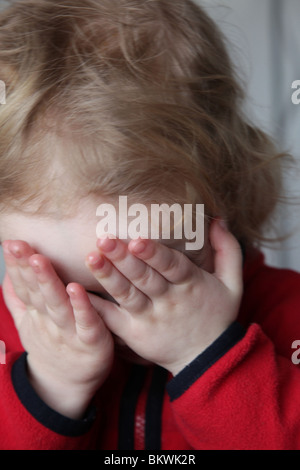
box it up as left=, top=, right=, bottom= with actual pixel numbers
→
left=117, top=284, right=136, bottom=304
left=136, top=266, right=153, bottom=289
left=15, top=286, right=31, bottom=304
left=163, top=253, right=178, bottom=274
left=117, top=284, right=148, bottom=311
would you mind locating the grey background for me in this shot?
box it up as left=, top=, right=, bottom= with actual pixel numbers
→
left=0, top=0, right=300, bottom=283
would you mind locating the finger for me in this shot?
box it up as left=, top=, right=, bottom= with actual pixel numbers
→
left=210, top=219, right=243, bottom=295
left=128, top=238, right=199, bottom=284
left=2, top=273, right=27, bottom=327
left=2, top=240, right=38, bottom=304
left=86, top=251, right=150, bottom=314
left=29, top=254, right=74, bottom=328
left=67, top=283, right=112, bottom=345
left=86, top=290, right=124, bottom=336
left=2, top=241, right=27, bottom=301
left=97, top=237, right=169, bottom=297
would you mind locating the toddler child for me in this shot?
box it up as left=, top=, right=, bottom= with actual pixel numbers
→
left=0, top=0, right=300, bottom=450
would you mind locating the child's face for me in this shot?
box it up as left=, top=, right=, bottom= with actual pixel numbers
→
left=0, top=198, right=115, bottom=299
left=0, top=197, right=213, bottom=300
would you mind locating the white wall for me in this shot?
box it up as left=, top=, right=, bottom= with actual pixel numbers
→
left=200, top=0, right=300, bottom=271
left=0, top=0, right=300, bottom=283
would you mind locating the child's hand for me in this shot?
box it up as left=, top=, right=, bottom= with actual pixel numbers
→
left=2, top=240, right=114, bottom=419
left=86, top=219, right=243, bottom=376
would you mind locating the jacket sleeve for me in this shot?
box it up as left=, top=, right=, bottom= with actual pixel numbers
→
left=166, top=321, right=300, bottom=450
left=0, top=351, right=100, bottom=450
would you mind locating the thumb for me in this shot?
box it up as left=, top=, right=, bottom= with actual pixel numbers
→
left=86, top=290, right=122, bottom=334
left=210, top=219, right=243, bottom=295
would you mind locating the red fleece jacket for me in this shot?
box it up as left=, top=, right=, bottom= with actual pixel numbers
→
left=0, top=249, right=300, bottom=450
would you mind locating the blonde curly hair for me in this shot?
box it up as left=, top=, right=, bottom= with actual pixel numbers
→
left=0, top=0, right=286, bottom=247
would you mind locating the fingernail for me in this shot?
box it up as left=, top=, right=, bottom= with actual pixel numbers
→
left=131, top=239, right=146, bottom=254
left=30, top=259, right=41, bottom=273
left=67, top=285, right=76, bottom=297
left=86, top=252, right=104, bottom=267
left=218, top=219, right=228, bottom=231
left=10, top=244, right=22, bottom=258
left=97, top=237, right=116, bottom=252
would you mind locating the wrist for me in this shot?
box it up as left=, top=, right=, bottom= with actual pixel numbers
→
left=26, top=354, right=99, bottom=420
left=167, top=322, right=246, bottom=400
left=11, top=353, right=97, bottom=436
left=166, top=322, right=235, bottom=377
